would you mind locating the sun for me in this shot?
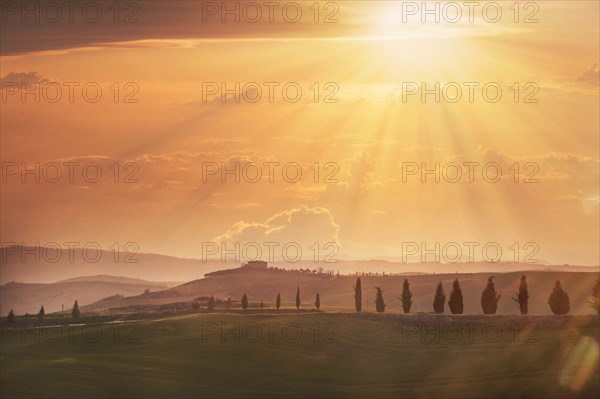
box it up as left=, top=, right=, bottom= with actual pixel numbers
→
left=361, top=3, right=483, bottom=78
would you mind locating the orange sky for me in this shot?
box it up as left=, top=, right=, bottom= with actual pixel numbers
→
left=1, top=1, right=598, bottom=265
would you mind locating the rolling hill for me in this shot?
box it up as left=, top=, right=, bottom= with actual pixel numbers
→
left=0, top=247, right=228, bottom=284
left=84, top=268, right=600, bottom=315
left=0, top=276, right=175, bottom=315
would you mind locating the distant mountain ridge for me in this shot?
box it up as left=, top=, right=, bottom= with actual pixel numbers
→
left=2, top=247, right=597, bottom=284
left=0, top=247, right=229, bottom=284
left=57, top=275, right=179, bottom=286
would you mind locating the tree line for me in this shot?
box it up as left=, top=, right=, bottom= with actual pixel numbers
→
left=189, top=277, right=598, bottom=315
left=192, top=286, right=323, bottom=312
left=5, top=278, right=600, bottom=322
left=5, top=301, right=79, bottom=323
left=364, top=276, right=597, bottom=315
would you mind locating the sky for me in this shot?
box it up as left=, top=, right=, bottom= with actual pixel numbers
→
left=1, top=1, right=599, bottom=266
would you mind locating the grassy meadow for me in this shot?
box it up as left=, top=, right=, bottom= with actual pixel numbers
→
left=1, top=312, right=598, bottom=398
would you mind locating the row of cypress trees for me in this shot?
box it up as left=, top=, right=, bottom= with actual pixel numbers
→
left=238, top=286, right=321, bottom=311
left=7, top=280, right=600, bottom=321
left=361, top=276, right=596, bottom=315
left=6, top=301, right=79, bottom=323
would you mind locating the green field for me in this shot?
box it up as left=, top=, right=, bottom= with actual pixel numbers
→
left=1, top=313, right=599, bottom=398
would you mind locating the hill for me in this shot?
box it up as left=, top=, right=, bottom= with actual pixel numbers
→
left=57, top=275, right=178, bottom=286
left=0, top=277, right=172, bottom=315
left=85, top=269, right=600, bottom=315
left=0, top=247, right=230, bottom=283
left=2, top=246, right=595, bottom=285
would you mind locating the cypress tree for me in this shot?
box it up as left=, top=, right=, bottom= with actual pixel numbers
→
left=548, top=280, right=570, bottom=315
left=207, top=296, right=215, bottom=310
left=433, top=282, right=446, bottom=313
left=448, top=279, right=463, bottom=314
left=315, top=293, right=320, bottom=310
left=225, top=297, right=231, bottom=310
left=399, top=279, right=413, bottom=313
left=481, top=276, right=501, bottom=314
left=260, top=301, right=264, bottom=310
left=37, top=305, right=45, bottom=320
left=295, top=286, right=301, bottom=310
left=375, top=287, right=385, bottom=313
left=512, top=274, right=529, bottom=315
left=241, top=293, right=248, bottom=310
left=276, top=293, right=281, bottom=310
left=7, top=309, right=15, bottom=323
left=72, top=300, right=80, bottom=319
left=354, top=278, right=362, bottom=312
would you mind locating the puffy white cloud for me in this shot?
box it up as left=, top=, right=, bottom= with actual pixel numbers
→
left=213, top=205, right=341, bottom=260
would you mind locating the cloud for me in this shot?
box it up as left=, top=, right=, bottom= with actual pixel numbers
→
left=213, top=205, right=341, bottom=258
left=0, top=72, right=52, bottom=89
left=1, top=1, right=537, bottom=57
left=552, top=63, right=600, bottom=91
left=576, top=63, right=600, bottom=86
left=0, top=2, right=348, bottom=56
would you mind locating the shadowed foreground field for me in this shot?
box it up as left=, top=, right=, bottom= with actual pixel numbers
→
left=1, top=313, right=599, bottom=399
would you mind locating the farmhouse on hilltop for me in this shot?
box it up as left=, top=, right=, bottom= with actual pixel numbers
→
left=242, top=260, right=268, bottom=271
left=204, top=260, right=268, bottom=277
